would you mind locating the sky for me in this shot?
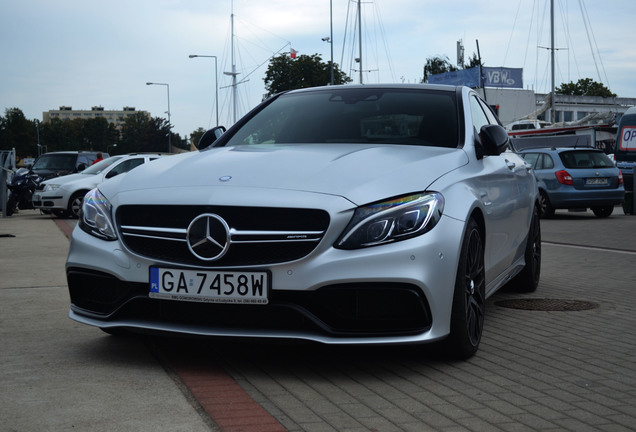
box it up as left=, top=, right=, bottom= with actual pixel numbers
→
left=2, top=0, right=635, bottom=138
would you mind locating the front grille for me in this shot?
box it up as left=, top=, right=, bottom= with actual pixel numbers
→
left=117, top=205, right=330, bottom=267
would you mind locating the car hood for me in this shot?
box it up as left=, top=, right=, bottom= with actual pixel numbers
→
left=32, top=168, right=73, bottom=181
left=104, top=144, right=468, bottom=206
left=42, top=172, right=90, bottom=186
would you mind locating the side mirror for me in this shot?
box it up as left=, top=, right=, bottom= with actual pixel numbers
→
left=479, top=124, right=509, bottom=156
left=76, top=163, right=88, bottom=172
left=198, top=126, right=226, bottom=150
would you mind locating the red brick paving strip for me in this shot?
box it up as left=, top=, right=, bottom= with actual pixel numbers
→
left=55, top=217, right=287, bottom=432
left=169, top=355, right=287, bottom=432
left=55, top=217, right=75, bottom=239
left=175, top=364, right=286, bottom=432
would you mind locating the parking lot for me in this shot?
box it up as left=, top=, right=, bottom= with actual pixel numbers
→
left=1, top=208, right=635, bottom=432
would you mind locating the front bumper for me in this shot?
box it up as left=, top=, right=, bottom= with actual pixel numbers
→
left=66, top=214, right=465, bottom=345
left=32, top=191, right=66, bottom=210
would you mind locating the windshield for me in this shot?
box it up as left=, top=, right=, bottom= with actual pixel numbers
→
left=32, top=154, right=76, bottom=171
left=82, top=156, right=124, bottom=175
left=223, top=88, right=459, bottom=148
left=559, top=150, right=615, bottom=169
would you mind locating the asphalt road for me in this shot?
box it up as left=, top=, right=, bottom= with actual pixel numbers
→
left=1, top=207, right=635, bottom=432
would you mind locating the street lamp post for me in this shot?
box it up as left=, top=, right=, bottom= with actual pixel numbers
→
left=329, top=0, right=334, bottom=85
left=107, top=143, right=117, bottom=155
left=189, top=55, right=219, bottom=127
left=321, top=0, right=334, bottom=85
left=146, top=82, right=171, bottom=153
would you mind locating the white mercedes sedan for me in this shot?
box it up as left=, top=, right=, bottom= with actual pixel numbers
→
left=67, top=84, right=541, bottom=359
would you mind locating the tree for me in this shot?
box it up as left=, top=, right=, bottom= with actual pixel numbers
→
left=83, top=117, right=118, bottom=152
left=421, top=56, right=458, bottom=83
left=120, top=112, right=173, bottom=154
left=190, top=127, right=207, bottom=149
left=263, top=53, right=352, bottom=97
left=464, top=52, right=482, bottom=69
left=0, top=108, right=37, bottom=158
left=556, top=78, right=616, bottom=98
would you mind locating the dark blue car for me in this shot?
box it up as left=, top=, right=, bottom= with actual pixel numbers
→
left=519, top=147, right=624, bottom=218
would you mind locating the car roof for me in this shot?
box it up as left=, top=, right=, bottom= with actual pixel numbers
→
left=40, top=151, right=101, bottom=155
left=520, top=147, right=603, bottom=153
left=284, top=83, right=461, bottom=95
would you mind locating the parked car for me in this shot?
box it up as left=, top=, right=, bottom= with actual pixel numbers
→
left=614, top=106, right=636, bottom=214
left=4, top=151, right=107, bottom=214
left=615, top=106, right=636, bottom=190
left=67, top=84, right=541, bottom=359
left=29, top=151, right=107, bottom=181
left=518, top=147, right=624, bottom=218
left=33, top=153, right=166, bottom=218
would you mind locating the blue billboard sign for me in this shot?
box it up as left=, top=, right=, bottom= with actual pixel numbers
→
left=428, top=66, right=523, bottom=89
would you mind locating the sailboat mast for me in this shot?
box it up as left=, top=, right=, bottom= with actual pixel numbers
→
left=550, top=0, right=555, bottom=123
left=231, top=3, right=238, bottom=124
left=357, top=0, right=363, bottom=84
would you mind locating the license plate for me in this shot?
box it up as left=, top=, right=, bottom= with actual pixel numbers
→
left=149, top=267, right=269, bottom=304
left=585, top=178, right=608, bottom=185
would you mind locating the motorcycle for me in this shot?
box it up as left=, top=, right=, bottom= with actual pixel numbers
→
left=5, top=168, right=41, bottom=216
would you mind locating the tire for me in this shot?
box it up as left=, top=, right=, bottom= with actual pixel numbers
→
left=67, top=191, right=86, bottom=219
left=591, top=205, right=613, bottom=218
left=509, top=205, right=541, bottom=293
left=6, top=196, right=17, bottom=216
left=53, top=210, right=69, bottom=218
left=539, top=190, right=555, bottom=218
left=444, top=218, right=485, bottom=360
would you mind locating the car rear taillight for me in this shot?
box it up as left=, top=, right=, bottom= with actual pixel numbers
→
left=555, top=170, right=573, bottom=185
left=619, top=170, right=624, bottom=185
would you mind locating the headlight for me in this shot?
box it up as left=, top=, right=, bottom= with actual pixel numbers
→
left=79, top=189, right=117, bottom=241
left=44, top=184, right=60, bottom=191
left=335, top=192, right=444, bottom=249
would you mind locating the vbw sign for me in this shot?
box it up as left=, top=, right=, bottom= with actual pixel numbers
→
left=429, top=66, right=523, bottom=89
left=483, top=67, right=523, bottom=89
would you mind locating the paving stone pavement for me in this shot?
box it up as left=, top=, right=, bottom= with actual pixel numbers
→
left=1, top=208, right=635, bottom=432
left=202, top=209, right=636, bottom=432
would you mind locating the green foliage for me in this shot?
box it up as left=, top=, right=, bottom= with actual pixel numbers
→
left=190, top=127, right=207, bottom=149
left=555, top=78, right=616, bottom=97
left=422, top=56, right=458, bottom=83
left=0, top=108, right=199, bottom=160
left=119, top=112, right=173, bottom=154
left=0, top=108, right=37, bottom=158
left=263, top=53, right=352, bottom=97
left=464, top=53, right=482, bottom=69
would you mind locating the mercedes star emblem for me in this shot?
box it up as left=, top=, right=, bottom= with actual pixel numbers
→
left=186, top=213, right=231, bottom=261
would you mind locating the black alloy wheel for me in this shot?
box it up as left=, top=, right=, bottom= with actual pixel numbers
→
left=444, top=218, right=485, bottom=360
left=539, top=190, right=555, bottom=218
